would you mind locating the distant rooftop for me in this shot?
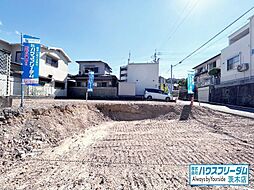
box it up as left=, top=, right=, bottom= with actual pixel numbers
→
left=76, top=60, right=112, bottom=71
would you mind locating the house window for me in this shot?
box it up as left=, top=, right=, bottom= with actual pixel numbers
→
left=46, top=56, right=58, bottom=67
left=208, top=62, right=216, bottom=70
left=97, top=82, right=107, bottom=87
left=102, top=82, right=107, bottom=87
left=227, top=55, right=239, bottom=70
left=15, top=51, right=21, bottom=63
left=84, top=67, right=99, bottom=73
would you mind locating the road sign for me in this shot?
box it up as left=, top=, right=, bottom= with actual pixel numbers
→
left=187, top=72, right=195, bottom=94
left=87, top=71, right=94, bottom=92
left=22, top=34, right=40, bottom=85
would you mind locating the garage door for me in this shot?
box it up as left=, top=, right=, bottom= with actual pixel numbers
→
left=198, top=86, right=210, bottom=102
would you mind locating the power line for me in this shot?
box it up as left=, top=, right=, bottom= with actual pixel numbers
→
left=162, top=19, right=249, bottom=73
left=158, top=0, right=199, bottom=50
left=190, top=20, right=250, bottom=58
left=174, top=6, right=254, bottom=67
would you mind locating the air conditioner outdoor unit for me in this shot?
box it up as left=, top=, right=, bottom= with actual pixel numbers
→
left=237, top=63, right=249, bottom=72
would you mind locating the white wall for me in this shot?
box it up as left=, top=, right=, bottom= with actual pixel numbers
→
left=40, top=48, right=68, bottom=82
left=118, top=82, right=136, bottom=96
left=220, top=16, right=254, bottom=84
left=9, top=76, right=21, bottom=96
left=127, top=63, right=159, bottom=95
left=220, top=34, right=251, bottom=83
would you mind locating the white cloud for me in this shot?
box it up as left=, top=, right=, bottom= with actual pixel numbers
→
left=15, top=30, right=20, bottom=35
left=0, top=21, right=2, bottom=26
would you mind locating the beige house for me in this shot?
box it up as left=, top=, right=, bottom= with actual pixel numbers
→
left=0, top=39, right=71, bottom=97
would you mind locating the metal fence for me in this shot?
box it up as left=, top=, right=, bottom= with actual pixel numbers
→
left=8, top=80, right=66, bottom=97
left=0, top=52, right=11, bottom=96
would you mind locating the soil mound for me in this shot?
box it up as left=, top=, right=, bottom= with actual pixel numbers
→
left=95, top=103, right=182, bottom=121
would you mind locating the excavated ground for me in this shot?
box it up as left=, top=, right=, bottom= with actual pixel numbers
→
left=0, top=100, right=253, bottom=189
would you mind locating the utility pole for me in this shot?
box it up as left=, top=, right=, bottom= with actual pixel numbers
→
left=20, top=33, right=24, bottom=108
left=170, top=64, right=173, bottom=93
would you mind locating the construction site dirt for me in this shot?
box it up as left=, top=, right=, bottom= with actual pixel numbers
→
left=0, top=99, right=253, bottom=189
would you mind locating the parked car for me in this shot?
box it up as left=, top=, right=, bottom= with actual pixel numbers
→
left=144, top=88, right=174, bottom=102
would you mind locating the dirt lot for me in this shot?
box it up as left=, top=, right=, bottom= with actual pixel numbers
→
left=0, top=99, right=253, bottom=189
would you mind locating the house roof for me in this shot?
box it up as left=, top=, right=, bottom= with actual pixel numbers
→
left=76, top=60, right=112, bottom=71
left=192, top=53, right=221, bottom=69
left=0, top=39, right=10, bottom=45
left=1, top=38, right=72, bottom=63
left=48, top=47, right=72, bottom=63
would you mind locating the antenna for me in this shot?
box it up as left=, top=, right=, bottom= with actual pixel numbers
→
left=153, top=49, right=160, bottom=63
left=154, top=49, right=157, bottom=63
left=128, top=51, right=131, bottom=64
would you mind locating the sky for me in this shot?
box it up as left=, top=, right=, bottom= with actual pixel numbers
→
left=0, top=0, right=254, bottom=79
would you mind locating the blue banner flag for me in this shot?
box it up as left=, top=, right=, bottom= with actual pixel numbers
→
left=22, top=34, right=40, bottom=85
left=87, top=71, right=94, bottom=92
left=187, top=73, right=195, bottom=94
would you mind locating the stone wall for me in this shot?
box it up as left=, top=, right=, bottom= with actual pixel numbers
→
left=210, top=83, right=254, bottom=107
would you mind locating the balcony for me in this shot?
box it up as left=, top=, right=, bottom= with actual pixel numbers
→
left=195, top=76, right=220, bottom=88
left=195, top=69, right=208, bottom=77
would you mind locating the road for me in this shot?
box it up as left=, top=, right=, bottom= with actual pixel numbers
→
left=177, top=100, right=254, bottom=119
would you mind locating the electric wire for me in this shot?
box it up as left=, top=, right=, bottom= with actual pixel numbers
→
left=175, top=6, right=254, bottom=67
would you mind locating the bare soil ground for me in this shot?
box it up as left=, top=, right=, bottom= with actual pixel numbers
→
left=0, top=99, right=253, bottom=189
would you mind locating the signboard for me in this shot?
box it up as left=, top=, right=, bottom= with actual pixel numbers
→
left=187, top=72, right=195, bottom=94
left=87, top=71, right=94, bottom=92
left=22, top=34, right=40, bottom=85
left=189, top=164, right=249, bottom=186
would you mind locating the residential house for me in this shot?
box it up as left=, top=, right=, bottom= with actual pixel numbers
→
left=68, top=60, right=118, bottom=98
left=119, top=62, right=159, bottom=96
left=159, top=76, right=168, bottom=93
left=193, top=54, right=221, bottom=102
left=193, top=54, right=221, bottom=88
left=192, top=15, right=254, bottom=107
left=0, top=38, right=71, bottom=97
left=220, top=17, right=254, bottom=85
left=210, top=15, right=254, bottom=106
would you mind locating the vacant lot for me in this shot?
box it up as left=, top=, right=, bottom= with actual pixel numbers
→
left=0, top=100, right=253, bottom=189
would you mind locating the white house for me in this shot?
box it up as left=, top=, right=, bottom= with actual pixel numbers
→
left=0, top=39, right=71, bottom=97
left=119, top=62, right=159, bottom=96
left=191, top=15, right=254, bottom=107
left=220, top=15, right=254, bottom=85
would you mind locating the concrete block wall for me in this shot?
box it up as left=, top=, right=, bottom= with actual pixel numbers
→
left=68, top=87, right=117, bottom=99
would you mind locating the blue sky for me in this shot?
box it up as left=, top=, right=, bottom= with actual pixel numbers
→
left=0, top=0, right=254, bottom=79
